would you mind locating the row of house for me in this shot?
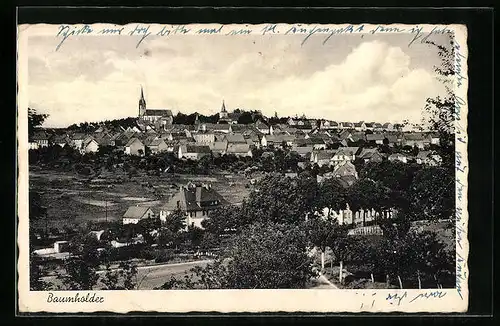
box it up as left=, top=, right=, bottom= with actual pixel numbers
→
left=30, top=121, right=440, bottom=162
left=310, top=146, right=442, bottom=167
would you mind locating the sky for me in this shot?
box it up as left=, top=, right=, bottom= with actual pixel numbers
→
left=26, top=28, right=451, bottom=128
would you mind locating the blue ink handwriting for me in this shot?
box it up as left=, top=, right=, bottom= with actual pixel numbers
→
left=456, top=252, right=466, bottom=300
left=408, top=290, right=447, bottom=303
left=369, top=25, right=405, bottom=35
left=197, top=25, right=223, bottom=34
left=262, top=24, right=278, bottom=35
left=454, top=42, right=467, bottom=88
left=55, top=24, right=93, bottom=51
left=408, top=26, right=453, bottom=48
left=128, top=24, right=152, bottom=48
left=386, top=291, right=407, bottom=306
left=98, top=26, right=125, bottom=35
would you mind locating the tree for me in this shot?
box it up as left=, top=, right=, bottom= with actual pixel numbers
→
left=347, top=179, right=392, bottom=225
left=136, top=218, right=161, bottom=245
left=30, top=255, right=51, bottom=291
left=59, top=233, right=102, bottom=290
left=304, top=217, right=341, bottom=270
left=316, top=178, right=347, bottom=218
left=100, top=261, right=139, bottom=290
left=28, top=108, right=48, bottom=140
left=408, top=166, right=455, bottom=221
left=237, top=112, right=254, bottom=124
left=29, top=191, right=48, bottom=238
left=371, top=230, right=452, bottom=289
left=241, top=173, right=315, bottom=224
left=162, top=209, right=187, bottom=233
left=60, top=259, right=100, bottom=290
left=201, top=205, right=243, bottom=236
left=160, top=222, right=316, bottom=289
left=186, top=225, right=205, bottom=249
left=423, top=36, right=457, bottom=170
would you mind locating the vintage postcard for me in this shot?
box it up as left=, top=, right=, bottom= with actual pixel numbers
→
left=17, top=22, right=468, bottom=313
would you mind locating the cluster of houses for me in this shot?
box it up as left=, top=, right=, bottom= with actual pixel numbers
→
left=30, top=95, right=442, bottom=168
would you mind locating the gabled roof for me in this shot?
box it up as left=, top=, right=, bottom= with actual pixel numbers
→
left=162, top=185, right=229, bottom=212
left=149, top=138, right=166, bottom=147
left=295, top=138, right=313, bottom=146
left=382, top=122, right=393, bottom=128
left=209, top=141, right=228, bottom=152
left=291, top=146, right=313, bottom=155
left=144, top=109, right=173, bottom=117
left=224, top=134, right=246, bottom=143
left=125, top=137, right=144, bottom=147
left=183, top=145, right=211, bottom=154
left=231, top=124, right=253, bottom=133
left=33, top=131, right=50, bottom=140
left=274, top=134, right=296, bottom=142
left=255, top=120, right=269, bottom=128
left=308, top=137, right=326, bottom=145
left=226, top=143, right=251, bottom=154
left=315, top=149, right=337, bottom=161
left=366, top=133, right=386, bottom=141
left=142, top=135, right=159, bottom=146
left=333, top=161, right=358, bottom=177
left=52, top=134, right=69, bottom=143
left=336, top=174, right=358, bottom=188
left=335, top=147, right=359, bottom=156
left=384, top=134, right=399, bottom=143
left=70, top=132, right=87, bottom=140
left=123, top=206, right=153, bottom=219
left=404, top=132, right=425, bottom=141
left=358, top=148, right=381, bottom=159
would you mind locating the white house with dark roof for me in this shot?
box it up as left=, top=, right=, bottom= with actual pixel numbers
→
left=358, top=148, right=384, bottom=163
left=147, top=138, right=169, bottom=153
left=32, top=131, right=50, bottom=147
left=159, top=183, right=229, bottom=229
left=124, top=137, right=145, bottom=156
left=178, top=145, right=211, bottom=160
left=123, top=206, right=155, bottom=225
left=82, top=137, right=99, bottom=153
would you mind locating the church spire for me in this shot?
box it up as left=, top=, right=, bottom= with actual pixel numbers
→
left=139, top=85, right=146, bottom=117
left=221, top=99, right=227, bottom=113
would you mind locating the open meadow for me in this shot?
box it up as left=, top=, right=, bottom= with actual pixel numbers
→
left=29, top=167, right=251, bottom=231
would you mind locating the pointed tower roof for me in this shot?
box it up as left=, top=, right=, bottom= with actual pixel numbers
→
left=140, top=86, right=146, bottom=102
left=221, top=100, right=227, bottom=113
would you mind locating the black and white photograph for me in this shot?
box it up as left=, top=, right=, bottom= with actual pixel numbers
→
left=17, top=22, right=469, bottom=313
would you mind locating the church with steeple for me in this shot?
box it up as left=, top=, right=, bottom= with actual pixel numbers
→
left=138, top=86, right=174, bottom=126
left=217, top=100, right=240, bottom=124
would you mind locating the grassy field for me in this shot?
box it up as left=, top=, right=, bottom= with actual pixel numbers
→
left=29, top=168, right=251, bottom=230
